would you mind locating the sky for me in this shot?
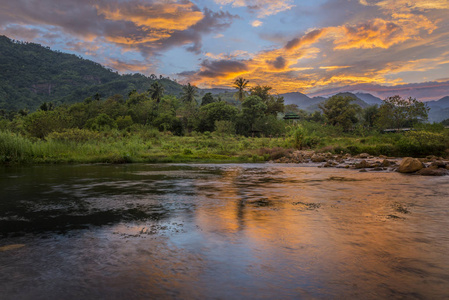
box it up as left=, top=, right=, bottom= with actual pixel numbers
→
left=1, top=0, right=449, bottom=100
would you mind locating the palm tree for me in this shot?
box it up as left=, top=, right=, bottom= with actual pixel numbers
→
left=233, top=77, right=249, bottom=102
left=181, top=83, right=197, bottom=103
left=148, top=81, right=164, bottom=103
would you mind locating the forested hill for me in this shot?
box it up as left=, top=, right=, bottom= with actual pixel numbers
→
left=0, top=35, right=183, bottom=111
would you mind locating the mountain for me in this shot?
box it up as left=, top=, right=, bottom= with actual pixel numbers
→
left=0, top=35, right=183, bottom=111
left=280, top=92, right=324, bottom=110
left=200, top=88, right=234, bottom=95
left=332, top=92, right=370, bottom=108
left=426, top=96, right=449, bottom=109
left=354, top=93, right=383, bottom=105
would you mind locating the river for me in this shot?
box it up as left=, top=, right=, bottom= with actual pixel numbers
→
left=1, top=163, right=449, bottom=299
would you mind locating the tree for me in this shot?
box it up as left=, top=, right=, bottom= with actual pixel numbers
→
left=85, top=113, right=117, bottom=131
left=201, top=93, right=215, bottom=106
left=181, top=83, right=197, bottom=103
left=236, top=95, right=267, bottom=135
left=196, top=101, right=238, bottom=132
left=233, top=77, right=249, bottom=102
left=249, top=85, right=284, bottom=115
left=363, top=105, right=379, bottom=128
left=148, top=81, right=164, bottom=103
left=377, top=95, right=429, bottom=130
left=319, top=95, right=360, bottom=130
left=39, top=102, right=55, bottom=111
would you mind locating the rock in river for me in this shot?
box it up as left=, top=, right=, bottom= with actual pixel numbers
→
left=398, top=157, right=424, bottom=173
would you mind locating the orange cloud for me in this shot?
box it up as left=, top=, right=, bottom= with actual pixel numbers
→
left=96, top=2, right=203, bottom=31
left=107, top=58, right=151, bottom=73
left=284, top=29, right=328, bottom=51
left=333, top=15, right=436, bottom=50
left=362, top=0, right=449, bottom=11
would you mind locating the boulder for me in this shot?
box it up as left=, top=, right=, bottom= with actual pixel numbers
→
left=430, top=161, right=447, bottom=169
left=398, top=157, right=424, bottom=173
left=416, top=168, right=448, bottom=176
left=381, top=159, right=391, bottom=167
left=358, top=153, right=370, bottom=159
left=355, top=160, right=372, bottom=169
left=311, top=154, right=326, bottom=162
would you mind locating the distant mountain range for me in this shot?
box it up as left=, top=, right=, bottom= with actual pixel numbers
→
left=0, top=35, right=448, bottom=122
left=0, top=35, right=183, bottom=111
left=280, top=91, right=449, bottom=122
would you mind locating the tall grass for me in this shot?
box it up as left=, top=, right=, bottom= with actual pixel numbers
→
left=2, top=126, right=448, bottom=165
left=0, top=131, right=33, bottom=163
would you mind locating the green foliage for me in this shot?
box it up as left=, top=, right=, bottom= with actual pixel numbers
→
left=46, top=128, right=101, bottom=142
left=86, top=113, right=117, bottom=131
left=253, top=115, right=286, bottom=136
left=23, top=110, right=69, bottom=138
left=293, top=126, right=304, bottom=149
left=396, top=130, right=448, bottom=156
left=0, top=131, right=33, bottom=163
left=319, top=95, right=360, bottom=130
left=148, top=81, right=164, bottom=103
left=201, top=93, right=215, bottom=106
left=197, top=101, right=238, bottom=132
left=153, top=113, right=184, bottom=136
left=376, top=95, right=429, bottom=129
left=214, top=120, right=235, bottom=136
left=236, top=95, right=267, bottom=136
left=249, top=85, right=284, bottom=116
left=233, top=77, right=249, bottom=102
left=181, top=83, right=198, bottom=103
left=0, top=35, right=184, bottom=111
left=116, top=115, right=133, bottom=130
left=363, top=105, right=379, bottom=128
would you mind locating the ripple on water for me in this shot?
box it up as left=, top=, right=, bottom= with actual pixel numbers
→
left=0, top=164, right=448, bottom=299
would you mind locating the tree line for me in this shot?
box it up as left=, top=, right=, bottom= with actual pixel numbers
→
left=0, top=77, right=434, bottom=141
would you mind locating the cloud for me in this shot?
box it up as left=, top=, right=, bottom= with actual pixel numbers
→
left=284, top=29, right=327, bottom=50
left=361, top=0, right=449, bottom=11
left=266, top=56, right=287, bottom=70
left=251, top=20, right=263, bottom=27
left=96, top=1, right=203, bottom=31
left=106, top=58, right=152, bottom=73
left=0, top=0, right=237, bottom=59
left=196, top=59, right=249, bottom=78
left=334, top=15, right=436, bottom=50
left=215, top=0, right=294, bottom=18
left=0, top=25, right=43, bottom=40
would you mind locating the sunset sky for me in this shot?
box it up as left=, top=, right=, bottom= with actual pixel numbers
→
left=1, top=0, right=449, bottom=100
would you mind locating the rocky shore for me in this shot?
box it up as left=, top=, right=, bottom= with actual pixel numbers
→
left=272, top=151, right=449, bottom=176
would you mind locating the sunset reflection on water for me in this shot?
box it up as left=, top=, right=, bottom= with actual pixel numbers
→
left=1, top=163, right=448, bottom=299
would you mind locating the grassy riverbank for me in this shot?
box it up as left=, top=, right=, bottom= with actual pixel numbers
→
left=0, top=129, right=289, bottom=164
left=2, top=123, right=448, bottom=165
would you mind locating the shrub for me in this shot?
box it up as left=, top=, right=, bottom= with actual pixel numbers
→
left=0, top=131, right=33, bottom=163
left=259, top=147, right=293, bottom=160
left=47, top=128, right=101, bottom=142
left=116, top=115, right=133, bottom=130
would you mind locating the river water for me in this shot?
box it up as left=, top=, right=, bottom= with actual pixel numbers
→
left=1, top=163, right=448, bottom=299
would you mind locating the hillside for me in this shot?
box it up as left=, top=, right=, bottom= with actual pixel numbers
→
left=0, top=35, right=183, bottom=111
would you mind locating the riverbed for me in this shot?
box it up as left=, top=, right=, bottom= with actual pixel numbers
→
left=1, top=163, right=448, bottom=299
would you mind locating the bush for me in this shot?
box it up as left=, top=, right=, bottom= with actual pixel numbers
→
left=397, top=130, right=447, bottom=156
left=0, top=131, right=33, bottom=163
left=47, top=128, right=101, bottom=142
left=116, top=115, right=133, bottom=130
left=259, top=147, right=293, bottom=160
left=86, top=113, right=118, bottom=131
left=215, top=120, right=235, bottom=136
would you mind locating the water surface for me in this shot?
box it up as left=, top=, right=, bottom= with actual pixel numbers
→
left=1, top=163, right=449, bottom=299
